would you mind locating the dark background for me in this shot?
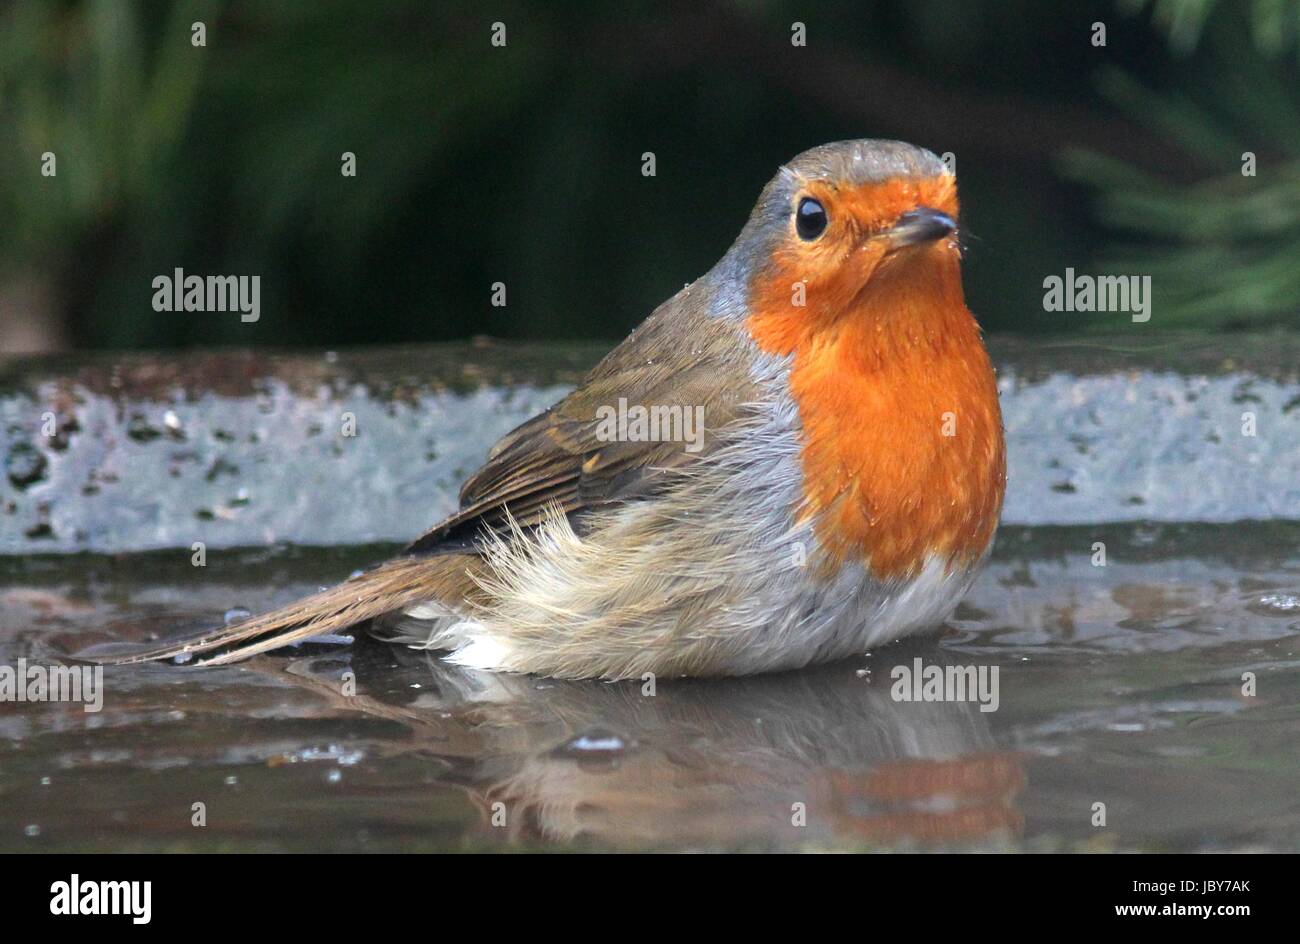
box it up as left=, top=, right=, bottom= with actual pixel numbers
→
left=2, top=0, right=1297, bottom=352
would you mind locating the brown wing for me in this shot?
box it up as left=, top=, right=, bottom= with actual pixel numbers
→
left=406, top=282, right=758, bottom=554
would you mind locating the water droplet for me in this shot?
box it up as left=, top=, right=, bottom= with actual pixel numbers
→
left=555, top=728, right=628, bottom=757
left=24, top=824, right=40, bottom=837
left=326, top=769, right=342, bottom=784
left=224, top=775, right=238, bottom=786
left=224, top=607, right=252, bottom=625
left=1249, top=592, right=1300, bottom=616
left=40, top=776, right=51, bottom=786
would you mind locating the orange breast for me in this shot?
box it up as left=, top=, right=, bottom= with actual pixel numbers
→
left=746, top=242, right=1006, bottom=580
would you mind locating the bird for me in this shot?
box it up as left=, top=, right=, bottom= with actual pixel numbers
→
left=98, top=139, right=1006, bottom=680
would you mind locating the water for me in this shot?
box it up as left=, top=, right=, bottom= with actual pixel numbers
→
left=3, top=523, right=1298, bottom=852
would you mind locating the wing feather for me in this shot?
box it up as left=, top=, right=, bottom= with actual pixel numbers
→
left=406, top=284, right=758, bottom=554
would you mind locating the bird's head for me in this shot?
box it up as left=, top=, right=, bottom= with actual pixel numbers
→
left=715, top=139, right=967, bottom=355
left=709, top=140, right=1003, bottom=579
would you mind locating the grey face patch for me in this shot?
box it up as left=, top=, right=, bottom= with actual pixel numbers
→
left=704, top=140, right=948, bottom=321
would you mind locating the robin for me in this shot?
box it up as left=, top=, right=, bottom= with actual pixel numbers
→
left=104, top=139, right=1006, bottom=679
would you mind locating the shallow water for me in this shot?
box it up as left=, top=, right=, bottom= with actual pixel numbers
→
left=3, top=522, right=1298, bottom=852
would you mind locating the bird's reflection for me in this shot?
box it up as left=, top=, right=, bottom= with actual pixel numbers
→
left=250, top=639, right=1024, bottom=848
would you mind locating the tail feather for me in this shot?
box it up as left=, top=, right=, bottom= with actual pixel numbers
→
left=85, top=554, right=475, bottom=667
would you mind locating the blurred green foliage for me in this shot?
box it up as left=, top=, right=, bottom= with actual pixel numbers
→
left=1120, top=0, right=1300, bottom=54
left=1065, top=0, right=1300, bottom=327
left=0, top=0, right=1296, bottom=350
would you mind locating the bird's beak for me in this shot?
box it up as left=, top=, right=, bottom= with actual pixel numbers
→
left=886, top=207, right=958, bottom=248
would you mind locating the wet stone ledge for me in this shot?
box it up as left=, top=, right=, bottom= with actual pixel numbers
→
left=1, top=334, right=1298, bottom=554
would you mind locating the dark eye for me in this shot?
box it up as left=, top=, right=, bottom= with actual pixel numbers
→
left=796, top=197, right=828, bottom=240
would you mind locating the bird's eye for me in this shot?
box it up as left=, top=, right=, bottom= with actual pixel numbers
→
left=795, top=197, right=828, bottom=240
